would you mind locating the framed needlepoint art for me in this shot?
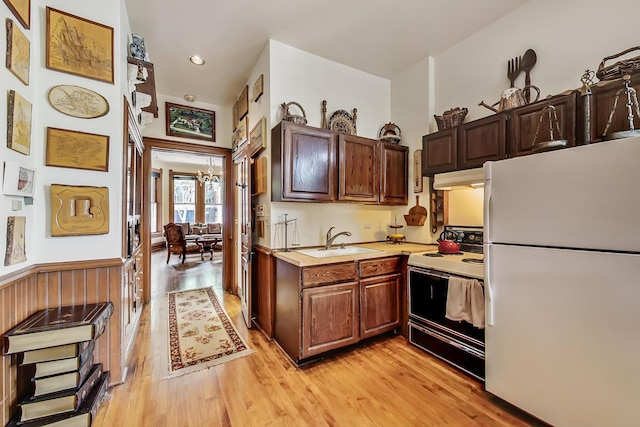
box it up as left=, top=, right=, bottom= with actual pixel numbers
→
left=46, top=7, right=114, bottom=83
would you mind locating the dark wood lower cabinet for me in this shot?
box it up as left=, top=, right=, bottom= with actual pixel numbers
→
left=301, top=282, right=360, bottom=358
left=360, top=273, right=401, bottom=339
left=274, top=256, right=404, bottom=365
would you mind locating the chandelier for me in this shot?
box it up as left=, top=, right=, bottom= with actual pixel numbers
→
left=197, top=158, right=222, bottom=185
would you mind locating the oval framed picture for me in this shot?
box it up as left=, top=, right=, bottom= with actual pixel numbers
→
left=47, top=85, right=110, bottom=119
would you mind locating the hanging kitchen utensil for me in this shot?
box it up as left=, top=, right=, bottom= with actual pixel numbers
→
left=530, top=104, right=568, bottom=152
left=521, top=49, right=537, bottom=103
left=404, top=195, right=427, bottom=226
left=602, top=74, right=640, bottom=140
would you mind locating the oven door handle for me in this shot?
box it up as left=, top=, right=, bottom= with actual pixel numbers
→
left=409, top=266, right=452, bottom=280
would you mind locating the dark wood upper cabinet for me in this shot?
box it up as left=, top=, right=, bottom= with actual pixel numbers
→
left=589, top=75, right=640, bottom=143
left=458, top=113, right=507, bottom=168
left=338, top=134, right=379, bottom=203
left=273, top=122, right=407, bottom=205
left=379, top=142, right=408, bottom=205
left=509, top=92, right=577, bottom=157
left=422, top=128, right=457, bottom=176
left=272, top=121, right=337, bottom=202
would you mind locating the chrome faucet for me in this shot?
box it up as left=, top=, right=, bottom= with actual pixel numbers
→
left=324, top=226, right=352, bottom=250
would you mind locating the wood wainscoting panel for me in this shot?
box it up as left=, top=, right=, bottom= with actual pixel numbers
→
left=0, top=259, right=127, bottom=427
left=1, top=274, right=38, bottom=426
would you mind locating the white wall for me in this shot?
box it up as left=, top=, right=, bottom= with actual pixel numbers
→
left=448, top=188, right=483, bottom=226
left=434, top=0, right=640, bottom=124
left=142, top=94, right=233, bottom=149
left=390, top=57, right=434, bottom=243
left=267, top=40, right=395, bottom=249
left=1, top=0, right=128, bottom=274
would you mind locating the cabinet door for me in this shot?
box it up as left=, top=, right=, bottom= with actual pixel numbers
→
left=360, top=273, right=401, bottom=339
left=590, top=75, right=640, bottom=142
left=273, top=122, right=337, bottom=202
left=422, top=128, right=457, bottom=175
left=338, top=134, right=379, bottom=202
left=301, top=282, right=359, bottom=358
left=509, top=92, right=577, bottom=157
left=380, top=142, right=408, bottom=205
left=458, top=114, right=506, bottom=169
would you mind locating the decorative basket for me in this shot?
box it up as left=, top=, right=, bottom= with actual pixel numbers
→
left=434, top=107, right=468, bottom=131
left=281, top=101, right=307, bottom=125
left=596, top=46, right=640, bottom=81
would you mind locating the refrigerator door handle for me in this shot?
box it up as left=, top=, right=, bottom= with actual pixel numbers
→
left=483, top=163, right=492, bottom=242
left=485, top=244, right=494, bottom=326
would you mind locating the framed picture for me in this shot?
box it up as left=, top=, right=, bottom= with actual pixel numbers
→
left=165, top=102, right=215, bottom=142
left=2, top=161, right=35, bottom=197
left=233, top=116, right=248, bottom=149
left=50, top=184, right=109, bottom=236
left=7, top=90, right=32, bottom=155
left=46, top=7, right=114, bottom=84
left=237, top=85, right=249, bottom=120
left=6, top=19, right=30, bottom=85
left=252, top=74, right=263, bottom=102
left=47, top=85, right=109, bottom=119
left=5, top=216, right=27, bottom=266
left=3, top=0, right=29, bottom=29
left=46, top=127, right=110, bottom=172
left=232, top=99, right=238, bottom=130
left=249, top=116, right=267, bottom=157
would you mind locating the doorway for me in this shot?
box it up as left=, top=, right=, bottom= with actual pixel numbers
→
left=141, top=138, right=236, bottom=303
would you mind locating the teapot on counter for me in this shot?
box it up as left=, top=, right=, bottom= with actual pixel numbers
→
left=478, top=85, right=541, bottom=113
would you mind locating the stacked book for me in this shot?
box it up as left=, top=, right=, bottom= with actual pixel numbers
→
left=3, top=302, right=114, bottom=427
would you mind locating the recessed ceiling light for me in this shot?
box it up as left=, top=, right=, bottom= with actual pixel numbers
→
left=184, top=94, right=197, bottom=102
left=189, top=55, right=205, bottom=65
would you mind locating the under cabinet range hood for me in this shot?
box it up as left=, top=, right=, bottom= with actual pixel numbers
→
left=433, top=168, right=485, bottom=190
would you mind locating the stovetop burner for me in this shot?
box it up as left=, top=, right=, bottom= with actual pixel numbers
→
left=462, top=258, right=484, bottom=264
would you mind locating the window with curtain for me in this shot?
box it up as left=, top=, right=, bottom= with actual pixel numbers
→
left=204, top=181, right=223, bottom=223
left=173, top=176, right=196, bottom=224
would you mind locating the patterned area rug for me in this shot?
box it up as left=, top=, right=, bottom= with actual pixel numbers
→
left=166, top=287, right=252, bottom=377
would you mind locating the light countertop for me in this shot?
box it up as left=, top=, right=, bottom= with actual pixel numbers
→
left=273, top=242, right=437, bottom=267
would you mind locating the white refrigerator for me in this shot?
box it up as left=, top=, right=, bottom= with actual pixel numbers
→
left=483, top=136, right=640, bottom=427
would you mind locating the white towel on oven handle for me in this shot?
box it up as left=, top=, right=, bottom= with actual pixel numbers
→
left=445, top=277, right=485, bottom=329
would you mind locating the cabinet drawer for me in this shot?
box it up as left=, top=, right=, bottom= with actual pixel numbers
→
left=302, top=262, right=357, bottom=287
left=359, top=257, right=402, bottom=278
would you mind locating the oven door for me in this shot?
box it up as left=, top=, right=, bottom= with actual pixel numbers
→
left=408, top=266, right=484, bottom=348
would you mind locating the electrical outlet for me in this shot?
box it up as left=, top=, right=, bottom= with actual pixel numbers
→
left=11, top=200, right=22, bottom=211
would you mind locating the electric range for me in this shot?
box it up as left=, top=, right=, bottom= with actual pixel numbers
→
left=407, top=225, right=484, bottom=279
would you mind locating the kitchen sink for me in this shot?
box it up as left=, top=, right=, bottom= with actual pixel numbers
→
left=296, top=246, right=380, bottom=258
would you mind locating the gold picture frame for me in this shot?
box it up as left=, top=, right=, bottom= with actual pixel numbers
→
left=6, top=18, right=30, bottom=85
left=7, top=90, right=32, bottom=155
left=3, top=0, right=29, bottom=29
left=249, top=116, right=267, bottom=158
left=4, top=216, right=27, bottom=266
left=50, top=184, right=109, bottom=237
left=252, top=74, right=263, bottom=102
left=233, top=116, right=248, bottom=151
left=46, top=127, right=110, bottom=172
left=237, top=85, right=249, bottom=120
left=46, top=7, right=114, bottom=84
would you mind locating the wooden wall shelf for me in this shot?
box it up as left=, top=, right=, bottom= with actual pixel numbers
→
left=127, top=57, right=158, bottom=118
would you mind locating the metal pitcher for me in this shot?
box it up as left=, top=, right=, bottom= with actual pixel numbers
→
left=479, top=85, right=540, bottom=113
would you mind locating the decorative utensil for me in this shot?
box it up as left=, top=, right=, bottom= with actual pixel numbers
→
left=281, top=102, right=307, bottom=125
left=530, top=104, right=568, bottom=152
left=507, top=55, right=521, bottom=88
left=521, top=49, right=537, bottom=103
left=404, top=195, right=427, bottom=226
left=602, top=74, right=640, bottom=140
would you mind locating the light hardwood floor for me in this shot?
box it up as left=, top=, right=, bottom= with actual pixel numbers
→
left=94, top=251, right=543, bottom=427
